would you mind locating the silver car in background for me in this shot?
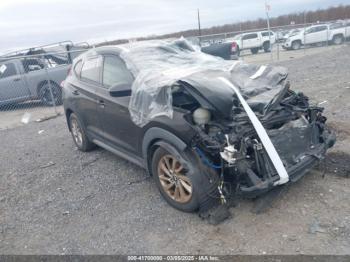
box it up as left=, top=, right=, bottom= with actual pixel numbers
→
left=0, top=41, right=89, bottom=107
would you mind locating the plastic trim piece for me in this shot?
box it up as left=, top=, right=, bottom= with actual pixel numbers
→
left=218, top=77, right=289, bottom=185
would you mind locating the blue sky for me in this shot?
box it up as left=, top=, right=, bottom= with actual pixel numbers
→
left=0, top=0, right=349, bottom=53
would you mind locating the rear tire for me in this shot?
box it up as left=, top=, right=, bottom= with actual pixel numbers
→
left=250, top=48, right=259, bottom=54
left=38, top=82, right=62, bottom=106
left=69, top=113, right=96, bottom=152
left=151, top=145, right=219, bottom=212
left=333, top=35, right=344, bottom=45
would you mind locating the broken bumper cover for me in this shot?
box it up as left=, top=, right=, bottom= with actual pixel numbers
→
left=239, top=129, right=336, bottom=198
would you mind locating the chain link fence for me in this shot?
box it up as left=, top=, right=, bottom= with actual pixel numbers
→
left=0, top=43, right=90, bottom=130
left=1, top=19, right=349, bottom=130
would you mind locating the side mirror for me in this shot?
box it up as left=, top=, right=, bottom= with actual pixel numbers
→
left=109, top=82, right=132, bottom=97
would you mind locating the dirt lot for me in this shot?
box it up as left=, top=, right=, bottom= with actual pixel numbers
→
left=1, top=45, right=350, bottom=255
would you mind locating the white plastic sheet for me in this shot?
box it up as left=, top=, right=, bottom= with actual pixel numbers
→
left=120, top=38, right=288, bottom=127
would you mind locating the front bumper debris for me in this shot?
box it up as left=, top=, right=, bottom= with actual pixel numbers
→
left=238, top=128, right=336, bottom=198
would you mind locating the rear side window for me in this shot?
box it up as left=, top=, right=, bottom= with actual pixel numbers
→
left=73, top=60, right=83, bottom=77
left=22, top=58, right=45, bottom=73
left=262, top=31, right=274, bottom=37
left=81, top=56, right=102, bottom=83
left=102, top=55, right=133, bottom=87
left=0, top=63, right=17, bottom=79
left=242, top=33, right=258, bottom=40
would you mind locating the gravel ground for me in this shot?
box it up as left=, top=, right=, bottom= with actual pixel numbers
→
left=1, top=45, right=350, bottom=255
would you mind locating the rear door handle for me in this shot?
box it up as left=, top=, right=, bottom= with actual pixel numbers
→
left=98, top=100, right=105, bottom=108
left=13, top=78, right=21, bottom=82
left=72, top=90, right=79, bottom=95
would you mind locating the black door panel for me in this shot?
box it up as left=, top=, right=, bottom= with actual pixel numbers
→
left=68, top=82, right=101, bottom=137
left=95, top=87, right=142, bottom=156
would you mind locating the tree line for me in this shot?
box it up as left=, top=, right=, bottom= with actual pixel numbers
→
left=98, top=4, right=350, bottom=46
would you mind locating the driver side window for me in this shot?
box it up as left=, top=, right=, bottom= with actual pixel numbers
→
left=81, top=55, right=102, bottom=83
left=0, top=63, right=17, bottom=79
left=306, top=27, right=316, bottom=34
left=242, top=33, right=258, bottom=40
left=102, top=55, right=134, bottom=88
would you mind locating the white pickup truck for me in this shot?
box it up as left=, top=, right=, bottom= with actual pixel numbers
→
left=282, top=22, right=350, bottom=50
left=226, top=31, right=276, bottom=55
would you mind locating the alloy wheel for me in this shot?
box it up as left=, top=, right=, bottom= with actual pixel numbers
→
left=157, top=154, right=192, bottom=203
left=70, top=118, right=83, bottom=147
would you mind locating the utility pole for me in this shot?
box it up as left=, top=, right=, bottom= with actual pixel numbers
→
left=197, top=9, right=202, bottom=45
left=303, top=12, right=306, bottom=55
left=265, top=0, right=273, bottom=61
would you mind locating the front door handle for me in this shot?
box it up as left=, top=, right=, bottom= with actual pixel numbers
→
left=98, top=100, right=105, bottom=108
left=13, top=78, right=21, bottom=82
left=72, top=90, right=79, bottom=95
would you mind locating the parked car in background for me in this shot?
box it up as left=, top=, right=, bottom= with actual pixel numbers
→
left=0, top=57, right=69, bottom=106
left=280, top=28, right=303, bottom=43
left=226, top=31, right=276, bottom=55
left=275, top=29, right=290, bottom=43
left=0, top=41, right=89, bottom=107
left=282, top=23, right=350, bottom=50
left=201, top=41, right=239, bottom=60
left=187, top=37, right=238, bottom=60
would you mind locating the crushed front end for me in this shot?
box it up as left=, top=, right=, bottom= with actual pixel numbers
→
left=120, top=38, right=335, bottom=203
left=188, top=86, right=335, bottom=199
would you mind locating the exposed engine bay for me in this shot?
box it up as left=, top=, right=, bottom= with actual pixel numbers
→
left=173, top=81, right=335, bottom=199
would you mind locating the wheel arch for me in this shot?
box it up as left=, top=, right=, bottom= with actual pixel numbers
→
left=333, top=33, right=344, bottom=38
left=332, top=33, right=344, bottom=41
left=292, top=39, right=302, bottom=44
left=142, top=127, right=188, bottom=176
left=65, top=108, right=74, bottom=131
left=291, top=39, right=302, bottom=49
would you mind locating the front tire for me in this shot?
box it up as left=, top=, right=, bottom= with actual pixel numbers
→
left=69, top=113, right=95, bottom=152
left=291, top=40, right=301, bottom=50
left=263, top=42, right=271, bottom=52
left=151, top=146, right=219, bottom=212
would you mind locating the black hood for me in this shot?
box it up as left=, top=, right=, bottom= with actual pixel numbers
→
left=181, top=64, right=288, bottom=117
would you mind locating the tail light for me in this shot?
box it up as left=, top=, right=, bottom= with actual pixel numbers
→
left=60, top=80, right=65, bottom=88
left=231, top=42, right=237, bottom=52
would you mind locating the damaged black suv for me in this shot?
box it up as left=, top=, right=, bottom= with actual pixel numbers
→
left=63, top=39, right=335, bottom=213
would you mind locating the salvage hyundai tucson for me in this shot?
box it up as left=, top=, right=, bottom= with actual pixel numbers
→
left=63, top=39, right=335, bottom=213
